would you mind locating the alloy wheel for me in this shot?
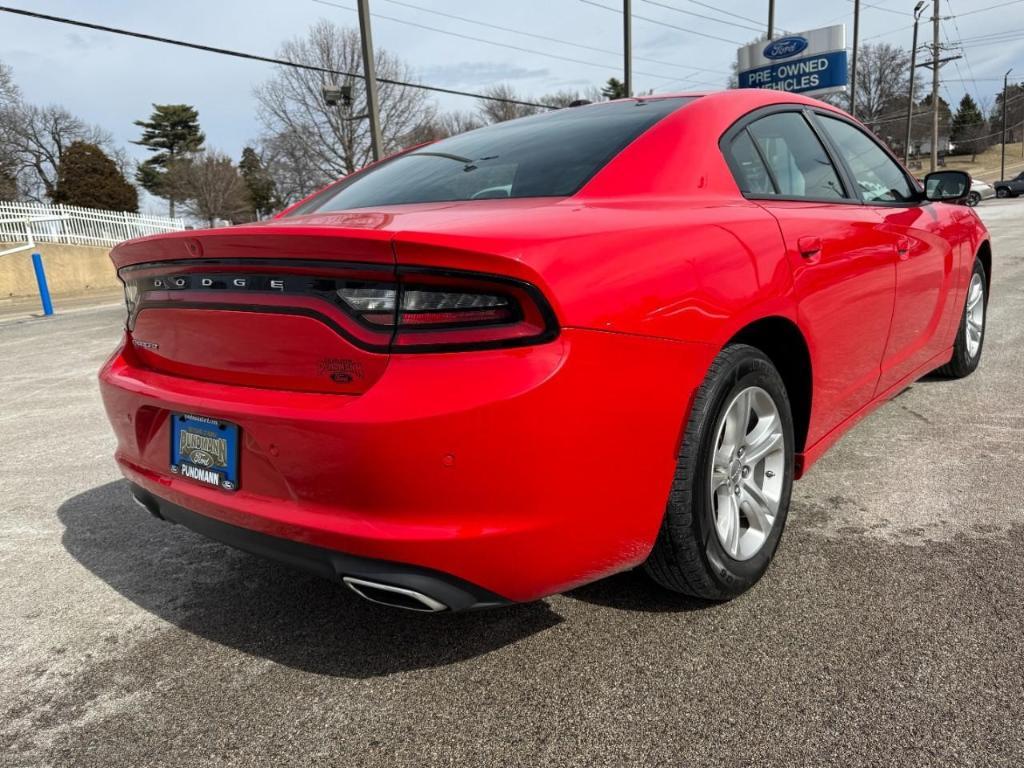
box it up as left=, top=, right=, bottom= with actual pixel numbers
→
left=965, top=272, right=985, bottom=359
left=709, top=386, right=786, bottom=561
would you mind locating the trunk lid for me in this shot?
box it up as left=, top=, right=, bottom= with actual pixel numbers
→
left=112, top=227, right=396, bottom=395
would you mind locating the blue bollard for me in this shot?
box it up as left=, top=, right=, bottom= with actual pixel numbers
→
left=31, top=252, right=54, bottom=316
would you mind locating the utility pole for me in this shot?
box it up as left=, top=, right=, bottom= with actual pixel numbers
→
left=1002, top=68, right=1013, bottom=182
left=768, top=0, right=775, bottom=39
left=623, top=0, right=632, bottom=97
left=930, top=0, right=940, bottom=172
left=904, top=2, right=927, bottom=166
left=850, top=0, right=860, bottom=117
left=356, top=0, right=383, bottom=162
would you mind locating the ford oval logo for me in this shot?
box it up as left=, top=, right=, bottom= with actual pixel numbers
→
left=764, top=36, right=809, bottom=60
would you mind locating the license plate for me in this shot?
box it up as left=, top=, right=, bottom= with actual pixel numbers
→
left=170, top=413, right=239, bottom=491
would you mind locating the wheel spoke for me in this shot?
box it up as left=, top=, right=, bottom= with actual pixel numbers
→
left=742, top=479, right=777, bottom=533
left=716, top=494, right=741, bottom=558
left=721, top=393, right=748, bottom=454
left=742, top=422, right=782, bottom=467
left=711, top=464, right=731, bottom=492
left=967, top=287, right=982, bottom=311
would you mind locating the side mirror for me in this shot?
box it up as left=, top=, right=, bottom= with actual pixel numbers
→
left=924, top=170, right=971, bottom=203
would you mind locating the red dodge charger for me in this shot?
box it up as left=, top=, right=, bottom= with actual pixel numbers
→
left=100, top=90, right=990, bottom=611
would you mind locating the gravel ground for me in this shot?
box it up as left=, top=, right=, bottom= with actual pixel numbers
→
left=1, top=200, right=1022, bottom=767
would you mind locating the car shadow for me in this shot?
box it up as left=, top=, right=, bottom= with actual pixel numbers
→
left=565, top=568, right=713, bottom=613
left=57, top=480, right=563, bottom=678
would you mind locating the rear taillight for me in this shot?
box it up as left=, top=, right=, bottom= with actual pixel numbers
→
left=118, top=260, right=558, bottom=353
left=337, top=270, right=557, bottom=351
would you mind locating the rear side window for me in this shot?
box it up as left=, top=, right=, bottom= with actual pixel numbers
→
left=746, top=112, right=846, bottom=200
left=816, top=115, right=915, bottom=203
left=727, top=131, right=775, bottom=195
left=292, top=97, right=694, bottom=213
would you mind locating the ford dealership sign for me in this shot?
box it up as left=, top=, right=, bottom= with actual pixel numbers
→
left=764, top=36, right=809, bottom=60
left=738, top=25, right=847, bottom=97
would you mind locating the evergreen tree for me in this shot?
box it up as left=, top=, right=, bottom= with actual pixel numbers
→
left=601, top=77, right=628, bottom=100
left=909, top=93, right=953, bottom=155
left=990, top=83, right=1024, bottom=145
left=238, top=147, right=278, bottom=219
left=951, top=94, right=984, bottom=143
left=51, top=141, right=138, bottom=212
left=133, top=104, right=205, bottom=217
left=951, top=94, right=989, bottom=161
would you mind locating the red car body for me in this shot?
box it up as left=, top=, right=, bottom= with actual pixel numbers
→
left=99, top=90, right=990, bottom=609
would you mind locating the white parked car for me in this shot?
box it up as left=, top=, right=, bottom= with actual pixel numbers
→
left=967, top=179, right=995, bottom=207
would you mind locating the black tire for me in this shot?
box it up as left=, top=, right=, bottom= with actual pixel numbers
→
left=996, top=187, right=1009, bottom=198
left=935, top=258, right=988, bottom=379
left=644, top=344, right=794, bottom=600
left=967, top=191, right=981, bottom=207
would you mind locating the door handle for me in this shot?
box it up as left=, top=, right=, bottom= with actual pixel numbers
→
left=797, top=236, right=821, bottom=257
left=896, top=238, right=911, bottom=260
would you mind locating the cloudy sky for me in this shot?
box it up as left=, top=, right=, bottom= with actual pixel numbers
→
left=3, top=0, right=1022, bottom=212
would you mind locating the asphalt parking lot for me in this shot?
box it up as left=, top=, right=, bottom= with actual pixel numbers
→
left=1, top=200, right=1022, bottom=768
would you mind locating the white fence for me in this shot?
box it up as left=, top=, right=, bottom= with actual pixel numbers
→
left=0, top=201, right=185, bottom=249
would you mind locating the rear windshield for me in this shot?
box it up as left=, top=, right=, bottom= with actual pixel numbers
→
left=290, top=97, right=693, bottom=214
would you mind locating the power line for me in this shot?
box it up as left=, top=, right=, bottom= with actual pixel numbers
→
left=372, top=0, right=707, bottom=75
left=578, top=0, right=746, bottom=46
left=681, top=0, right=768, bottom=28
left=959, top=37, right=1024, bottom=50
left=0, top=5, right=553, bottom=109
left=847, top=0, right=907, bottom=17
left=638, top=0, right=765, bottom=34
left=314, top=0, right=680, bottom=82
left=953, top=0, right=1024, bottom=18
left=943, top=0, right=984, bottom=111
left=861, top=0, right=1024, bottom=44
left=955, top=28, right=1024, bottom=43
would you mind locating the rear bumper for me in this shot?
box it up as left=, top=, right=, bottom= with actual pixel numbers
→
left=100, top=328, right=713, bottom=603
left=129, top=482, right=509, bottom=611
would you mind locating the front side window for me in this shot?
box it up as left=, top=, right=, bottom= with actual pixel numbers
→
left=746, top=112, right=846, bottom=200
left=290, top=97, right=694, bottom=214
left=816, top=115, right=915, bottom=203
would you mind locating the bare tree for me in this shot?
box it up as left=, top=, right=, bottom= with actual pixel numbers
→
left=851, top=43, right=911, bottom=125
left=257, top=126, right=332, bottom=207
left=0, top=61, right=17, bottom=108
left=476, top=84, right=538, bottom=124
left=255, top=20, right=436, bottom=189
left=165, top=150, right=252, bottom=227
left=415, top=110, right=485, bottom=142
left=4, top=103, right=117, bottom=202
left=0, top=61, right=19, bottom=198
left=539, top=89, right=591, bottom=108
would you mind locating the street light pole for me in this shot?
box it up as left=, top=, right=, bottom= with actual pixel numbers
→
left=623, top=0, right=632, bottom=97
left=904, top=1, right=927, bottom=166
left=1002, top=68, right=1013, bottom=182
left=356, top=0, right=383, bottom=163
left=850, top=0, right=861, bottom=117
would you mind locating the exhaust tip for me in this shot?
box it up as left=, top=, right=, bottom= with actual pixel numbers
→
left=343, top=576, right=448, bottom=612
left=130, top=491, right=164, bottom=520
